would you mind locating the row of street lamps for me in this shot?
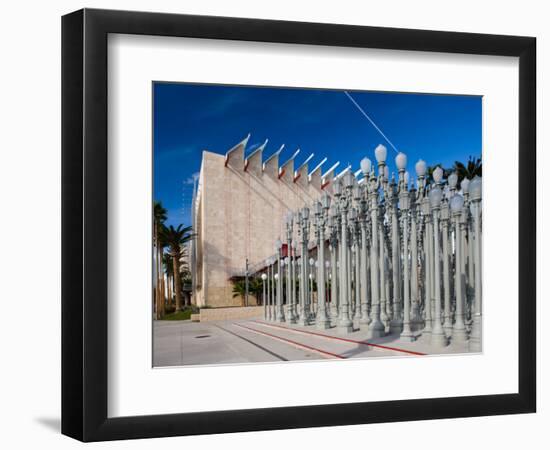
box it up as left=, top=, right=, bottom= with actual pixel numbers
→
left=258, top=145, right=482, bottom=351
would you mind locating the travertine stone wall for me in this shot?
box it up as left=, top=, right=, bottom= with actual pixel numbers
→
left=199, top=306, right=264, bottom=322
left=193, top=148, right=333, bottom=307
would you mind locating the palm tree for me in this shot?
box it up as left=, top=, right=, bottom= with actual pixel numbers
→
left=453, top=156, right=482, bottom=184
left=232, top=280, right=246, bottom=303
left=231, top=277, right=263, bottom=305
left=161, top=224, right=194, bottom=312
left=153, top=201, right=167, bottom=319
left=163, top=253, right=174, bottom=307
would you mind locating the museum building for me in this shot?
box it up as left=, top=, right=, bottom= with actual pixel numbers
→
left=190, top=135, right=342, bottom=307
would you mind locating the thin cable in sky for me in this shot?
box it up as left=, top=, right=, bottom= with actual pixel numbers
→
left=343, top=91, right=399, bottom=154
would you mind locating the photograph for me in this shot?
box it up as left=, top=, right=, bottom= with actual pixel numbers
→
left=152, top=83, right=483, bottom=367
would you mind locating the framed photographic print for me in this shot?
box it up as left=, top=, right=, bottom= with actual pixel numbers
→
left=61, top=8, right=536, bottom=442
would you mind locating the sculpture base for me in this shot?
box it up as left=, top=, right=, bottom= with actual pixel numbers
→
left=399, top=332, right=416, bottom=343
left=368, top=320, right=385, bottom=338
left=337, top=324, right=354, bottom=334
left=468, top=338, right=482, bottom=352
left=389, top=320, right=403, bottom=335
left=451, top=327, right=468, bottom=344
left=430, top=330, right=448, bottom=347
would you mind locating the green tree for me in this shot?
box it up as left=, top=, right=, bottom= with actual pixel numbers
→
left=161, top=224, right=194, bottom=311
left=153, top=201, right=167, bottom=319
left=453, top=156, right=482, bottom=184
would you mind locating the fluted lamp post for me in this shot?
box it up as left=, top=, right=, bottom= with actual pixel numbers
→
left=328, top=206, right=339, bottom=321
left=429, top=177, right=448, bottom=347
left=308, top=257, right=315, bottom=315
left=275, top=239, right=285, bottom=322
left=335, top=174, right=354, bottom=333
left=359, top=157, right=371, bottom=325
left=266, top=258, right=272, bottom=320
left=366, top=150, right=384, bottom=337
left=298, top=207, right=311, bottom=326
left=261, top=273, right=267, bottom=320
left=315, top=195, right=331, bottom=329
left=469, top=176, right=482, bottom=351
left=450, top=194, right=468, bottom=343
left=398, top=155, right=415, bottom=341
left=285, top=212, right=297, bottom=324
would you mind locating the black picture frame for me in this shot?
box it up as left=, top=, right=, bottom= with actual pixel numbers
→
left=61, top=8, right=536, bottom=442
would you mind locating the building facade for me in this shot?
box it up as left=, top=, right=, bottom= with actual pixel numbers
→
left=191, top=136, right=340, bottom=307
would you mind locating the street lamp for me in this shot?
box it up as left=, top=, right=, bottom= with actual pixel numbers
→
left=298, top=207, right=311, bottom=326
left=450, top=194, right=468, bottom=343
left=448, top=172, right=458, bottom=193
left=275, top=239, right=285, bottom=322
left=429, top=184, right=447, bottom=347
left=469, top=176, right=482, bottom=351
left=261, top=273, right=267, bottom=320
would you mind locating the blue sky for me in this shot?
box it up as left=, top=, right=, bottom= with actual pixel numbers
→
left=154, top=82, right=481, bottom=227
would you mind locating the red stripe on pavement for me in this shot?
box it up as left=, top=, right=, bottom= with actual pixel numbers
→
left=252, top=320, right=426, bottom=356
left=233, top=323, right=346, bottom=360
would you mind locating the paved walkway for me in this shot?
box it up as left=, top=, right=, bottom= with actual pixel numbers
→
left=153, top=319, right=474, bottom=367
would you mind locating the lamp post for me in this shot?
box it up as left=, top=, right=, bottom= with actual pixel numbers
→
left=441, top=188, right=453, bottom=337
left=334, top=175, right=353, bottom=333
left=309, top=257, right=315, bottom=315
left=359, top=157, right=371, bottom=325
left=314, top=195, right=331, bottom=329
left=348, top=206, right=360, bottom=323
left=261, top=273, right=267, bottom=320
left=366, top=146, right=385, bottom=337
left=420, top=178, right=432, bottom=335
left=291, top=240, right=298, bottom=320
left=412, top=160, right=426, bottom=329
left=298, top=207, right=311, bottom=326
left=329, top=206, right=339, bottom=322
left=266, top=258, right=272, bottom=320
left=469, top=176, right=482, bottom=351
left=399, top=161, right=414, bottom=341
left=275, top=239, right=285, bottom=322
left=451, top=194, right=468, bottom=343
left=388, top=153, right=407, bottom=334
left=285, top=212, right=297, bottom=324
left=429, top=180, right=447, bottom=347
left=271, top=257, right=276, bottom=321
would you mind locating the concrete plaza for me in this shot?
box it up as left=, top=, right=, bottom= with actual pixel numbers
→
left=153, top=319, right=473, bottom=367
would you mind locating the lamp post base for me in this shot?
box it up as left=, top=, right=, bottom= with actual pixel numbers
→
left=430, top=329, right=448, bottom=347
left=368, top=319, right=385, bottom=338
left=469, top=338, right=482, bottom=352
left=451, top=327, right=468, bottom=344
left=399, top=332, right=416, bottom=342
left=389, top=319, right=403, bottom=335
left=316, top=318, right=331, bottom=330
left=286, top=306, right=297, bottom=324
